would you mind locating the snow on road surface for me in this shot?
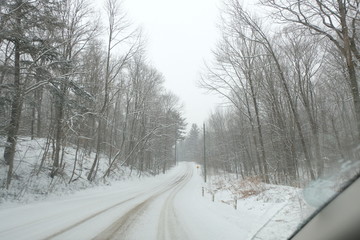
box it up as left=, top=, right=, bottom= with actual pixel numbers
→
left=0, top=162, right=302, bottom=240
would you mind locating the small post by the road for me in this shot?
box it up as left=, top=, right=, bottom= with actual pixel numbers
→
left=234, top=198, right=237, bottom=210
left=212, top=193, right=215, bottom=202
left=203, top=123, right=207, bottom=183
left=202, top=187, right=204, bottom=197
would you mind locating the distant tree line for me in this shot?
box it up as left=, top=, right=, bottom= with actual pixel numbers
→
left=200, top=0, right=360, bottom=185
left=0, top=0, right=186, bottom=189
left=177, top=123, right=201, bottom=163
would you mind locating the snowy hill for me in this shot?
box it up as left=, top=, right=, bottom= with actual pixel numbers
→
left=0, top=137, right=146, bottom=204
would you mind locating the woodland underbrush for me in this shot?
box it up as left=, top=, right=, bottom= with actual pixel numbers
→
left=0, top=137, right=147, bottom=204
left=204, top=173, right=303, bottom=207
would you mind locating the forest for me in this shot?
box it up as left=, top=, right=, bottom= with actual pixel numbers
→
left=181, top=0, right=360, bottom=186
left=0, top=0, right=186, bottom=190
left=1, top=0, right=360, bottom=193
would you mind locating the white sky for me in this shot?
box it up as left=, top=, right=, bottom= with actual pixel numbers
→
left=122, top=0, right=223, bottom=129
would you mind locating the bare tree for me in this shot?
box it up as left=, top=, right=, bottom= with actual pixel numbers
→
left=261, top=0, right=360, bottom=143
left=1, top=0, right=64, bottom=187
left=87, top=0, right=141, bottom=181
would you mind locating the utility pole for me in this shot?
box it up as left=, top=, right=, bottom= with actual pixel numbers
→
left=174, top=127, right=177, bottom=165
left=203, top=123, right=207, bottom=183
left=174, top=140, right=177, bottom=165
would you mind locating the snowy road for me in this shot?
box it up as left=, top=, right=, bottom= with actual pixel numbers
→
left=0, top=162, right=284, bottom=240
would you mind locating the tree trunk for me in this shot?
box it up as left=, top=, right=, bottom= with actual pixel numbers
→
left=4, top=36, right=22, bottom=189
left=338, top=0, right=360, bottom=144
left=248, top=72, right=269, bottom=183
left=51, top=93, right=64, bottom=178
left=4, top=1, right=23, bottom=188
left=270, top=47, right=316, bottom=180
left=88, top=118, right=102, bottom=181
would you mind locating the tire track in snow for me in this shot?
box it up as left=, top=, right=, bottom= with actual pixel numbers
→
left=0, top=187, right=155, bottom=238
left=41, top=169, right=188, bottom=240
left=42, top=195, right=139, bottom=240
left=43, top=169, right=184, bottom=240
left=91, top=195, right=152, bottom=240
left=92, top=166, right=192, bottom=240
left=157, top=167, right=192, bottom=240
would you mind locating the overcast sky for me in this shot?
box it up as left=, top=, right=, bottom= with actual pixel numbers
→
left=122, top=0, right=223, bottom=129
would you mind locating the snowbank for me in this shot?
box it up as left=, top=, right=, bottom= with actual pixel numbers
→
left=200, top=173, right=314, bottom=239
left=0, top=137, right=151, bottom=204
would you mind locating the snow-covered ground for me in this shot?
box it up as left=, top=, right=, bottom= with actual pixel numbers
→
left=0, top=137, right=144, bottom=204
left=0, top=165, right=313, bottom=239
left=201, top=174, right=314, bottom=239
left=0, top=138, right=314, bottom=239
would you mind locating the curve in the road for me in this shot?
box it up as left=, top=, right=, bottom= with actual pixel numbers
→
left=42, top=167, right=191, bottom=240
left=92, top=166, right=193, bottom=240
